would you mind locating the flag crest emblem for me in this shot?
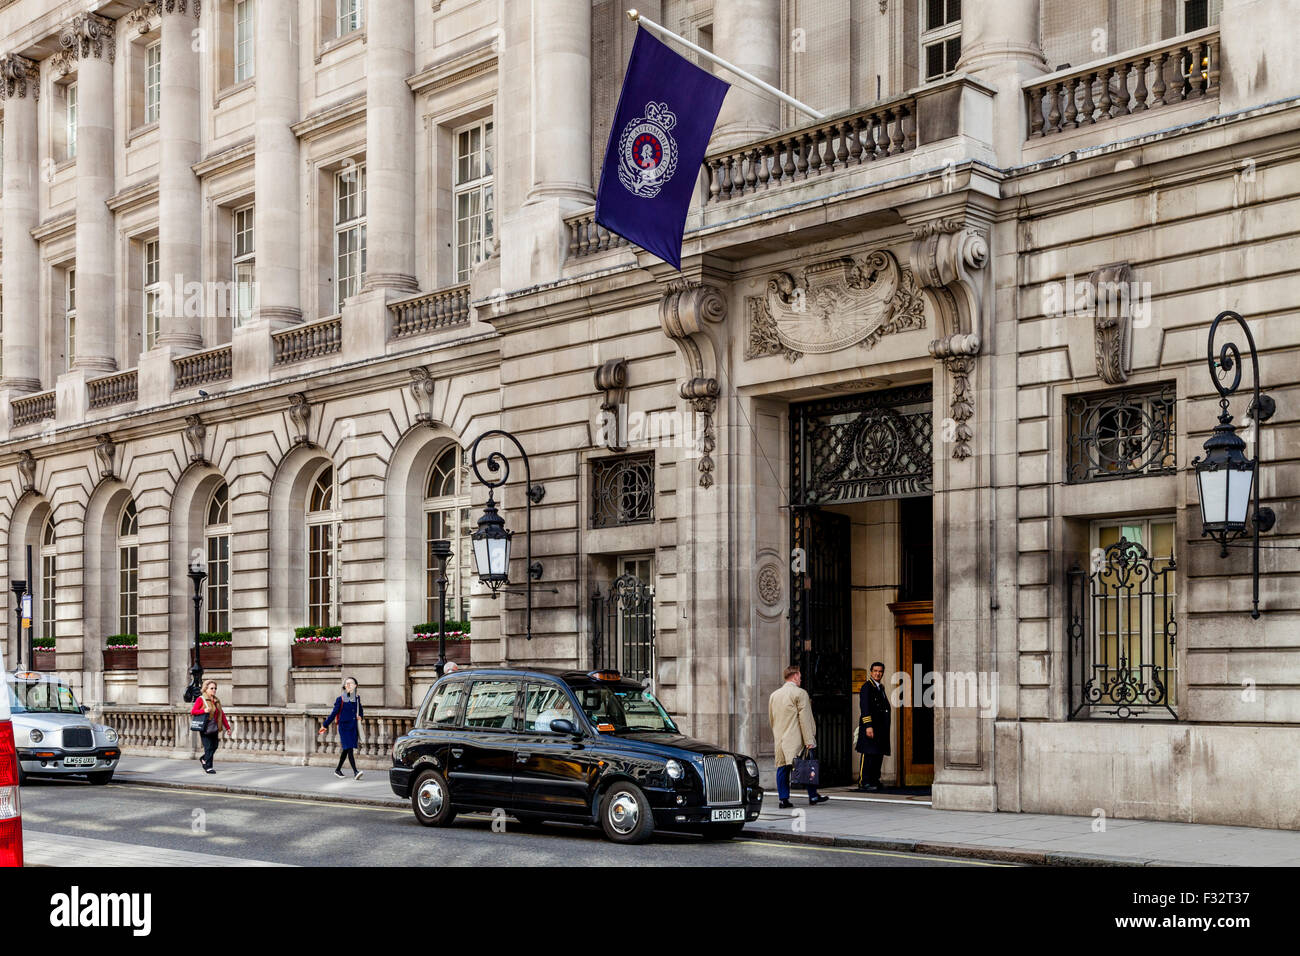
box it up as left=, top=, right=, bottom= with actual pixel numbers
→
left=618, top=101, right=679, bottom=198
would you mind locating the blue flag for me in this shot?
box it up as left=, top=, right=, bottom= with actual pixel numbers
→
left=595, top=28, right=730, bottom=270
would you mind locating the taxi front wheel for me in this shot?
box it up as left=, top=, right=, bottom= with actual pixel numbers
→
left=599, top=781, right=655, bottom=844
left=411, top=769, right=457, bottom=828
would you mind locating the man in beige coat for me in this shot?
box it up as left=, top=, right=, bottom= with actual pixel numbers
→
left=768, top=665, right=828, bottom=808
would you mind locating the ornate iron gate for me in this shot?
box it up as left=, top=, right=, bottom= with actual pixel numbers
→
left=790, top=384, right=934, bottom=787
left=591, top=574, right=656, bottom=684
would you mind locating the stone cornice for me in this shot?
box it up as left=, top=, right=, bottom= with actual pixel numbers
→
left=106, top=178, right=160, bottom=214
left=193, top=137, right=255, bottom=178
left=60, top=12, right=116, bottom=64
left=32, top=211, right=76, bottom=243
left=290, top=93, right=365, bottom=141
left=407, top=38, right=497, bottom=95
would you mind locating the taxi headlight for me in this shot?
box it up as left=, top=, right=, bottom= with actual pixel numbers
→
left=100, top=727, right=118, bottom=743
left=665, top=759, right=685, bottom=781
left=743, top=757, right=759, bottom=779
left=28, top=729, right=43, bottom=744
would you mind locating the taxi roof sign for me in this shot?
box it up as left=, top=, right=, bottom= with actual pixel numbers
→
left=588, top=670, right=622, bottom=682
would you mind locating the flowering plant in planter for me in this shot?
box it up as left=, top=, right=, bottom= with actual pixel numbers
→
left=32, top=636, right=55, bottom=650
left=198, top=631, right=233, bottom=647
left=411, top=620, right=470, bottom=641
left=293, top=625, right=343, bottom=645
left=105, top=633, right=138, bottom=650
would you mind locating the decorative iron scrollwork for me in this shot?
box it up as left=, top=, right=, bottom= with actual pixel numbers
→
left=590, top=452, right=654, bottom=529
left=1066, top=383, right=1175, bottom=483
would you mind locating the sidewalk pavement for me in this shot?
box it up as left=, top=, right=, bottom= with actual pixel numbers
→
left=107, top=756, right=1300, bottom=866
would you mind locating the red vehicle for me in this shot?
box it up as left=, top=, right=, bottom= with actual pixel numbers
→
left=0, top=646, right=21, bottom=866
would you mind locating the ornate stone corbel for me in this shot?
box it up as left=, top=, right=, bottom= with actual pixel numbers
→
left=0, top=54, right=39, bottom=100
left=94, top=434, right=117, bottom=480
left=161, top=0, right=200, bottom=16
left=125, top=3, right=160, bottom=35
left=1089, top=261, right=1135, bottom=384
left=288, top=392, right=312, bottom=446
left=48, top=50, right=77, bottom=78
left=409, top=367, right=438, bottom=426
left=61, top=12, right=117, bottom=63
left=594, top=358, right=629, bottom=452
left=909, top=218, right=989, bottom=460
left=17, top=451, right=36, bottom=494
left=659, top=281, right=727, bottom=489
left=184, top=415, right=207, bottom=463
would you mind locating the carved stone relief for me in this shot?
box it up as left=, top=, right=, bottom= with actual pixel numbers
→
left=0, top=54, right=39, bottom=100
left=659, top=281, right=727, bottom=489
left=594, top=357, right=629, bottom=452
left=288, top=392, right=312, bottom=446
left=409, top=367, right=437, bottom=426
left=94, top=434, right=117, bottom=480
left=184, top=415, right=207, bottom=463
left=1090, top=261, right=1135, bottom=385
left=17, top=451, right=36, bottom=493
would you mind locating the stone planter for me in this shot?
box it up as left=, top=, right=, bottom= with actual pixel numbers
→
left=34, top=648, right=56, bottom=671
left=407, top=639, right=470, bottom=667
left=192, top=645, right=232, bottom=669
left=291, top=641, right=341, bottom=668
left=103, top=647, right=138, bottom=671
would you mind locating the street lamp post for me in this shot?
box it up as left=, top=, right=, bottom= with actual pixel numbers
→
left=1192, top=310, right=1277, bottom=619
left=468, top=429, right=545, bottom=640
left=183, top=565, right=208, bottom=702
left=430, top=538, right=452, bottom=677
left=10, top=580, right=26, bottom=670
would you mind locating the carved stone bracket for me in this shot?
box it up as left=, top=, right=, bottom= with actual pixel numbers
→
left=660, top=281, right=727, bottom=489
left=60, top=12, right=117, bottom=63
left=48, top=51, right=77, bottom=79
left=184, top=415, right=207, bottom=463
left=1090, top=261, right=1135, bottom=384
left=17, top=451, right=36, bottom=494
left=161, top=0, right=201, bottom=16
left=409, top=367, right=438, bottom=427
left=746, top=250, right=927, bottom=361
left=94, top=434, right=117, bottom=480
left=0, top=54, right=39, bottom=100
left=288, top=392, right=313, bottom=446
left=909, top=218, right=989, bottom=460
left=125, top=3, right=161, bottom=35
left=594, top=358, right=629, bottom=452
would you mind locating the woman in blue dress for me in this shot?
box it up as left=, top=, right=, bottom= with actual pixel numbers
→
left=320, top=676, right=364, bottom=779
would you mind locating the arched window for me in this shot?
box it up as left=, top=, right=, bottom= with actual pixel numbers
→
left=205, top=483, right=231, bottom=633
left=424, top=446, right=472, bottom=624
left=306, top=464, right=339, bottom=627
left=40, top=514, right=56, bottom=640
left=118, top=499, right=139, bottom=636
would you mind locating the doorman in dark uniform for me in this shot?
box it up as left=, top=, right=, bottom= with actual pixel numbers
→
left=855, top=661, right=891, bottom=792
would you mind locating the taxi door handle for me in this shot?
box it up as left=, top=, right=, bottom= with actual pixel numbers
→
left=451, top=747, right=464, bottom=758
left=516, top=752, right=531, bottom=762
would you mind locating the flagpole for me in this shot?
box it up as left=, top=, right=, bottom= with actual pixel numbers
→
left=627, top=9, right=825, bottom=121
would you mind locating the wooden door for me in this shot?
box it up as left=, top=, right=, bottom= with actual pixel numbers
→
left=890, top=601, right=934, bottom=787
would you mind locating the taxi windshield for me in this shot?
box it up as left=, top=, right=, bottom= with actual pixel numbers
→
left=571, top=684, right=679, bottom=735
left=6, top=678, right=82, bottom=715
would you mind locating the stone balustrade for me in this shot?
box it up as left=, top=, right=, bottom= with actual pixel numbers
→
left=173, top=345, right=233, bottom=390
left=1025, top=28, right=1220, bottom=138
left=565, top=211, right=629, bottom=260
left=272, top=316, right=343, bottom=366
left=389, top=284, right=471, bottom=339
left=11, top=390, right=55, bottom=428
left=87, top=369, right=140, bottom=410
left=703, top=95, right=917, bottom=205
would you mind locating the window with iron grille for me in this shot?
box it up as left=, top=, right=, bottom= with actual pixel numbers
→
left=1066, top=383, right=1175, bottom=484
left=590, top=453, right=654, bottom=529
left=1068, top=517, right=1177, bottom=719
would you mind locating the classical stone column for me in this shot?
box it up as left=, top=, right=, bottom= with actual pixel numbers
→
left=62, top=13, right=118, bottom=373
left=954, top=0, right=1046, bottom=165
left=254, top=0, right=302, bottom=322
left=710, top=0, right=782, bottom=150
left=0, top=54, right=42, bottom=391
left=156, top=0, right=202, bottom=350
left=526, top=0, right=593, bottom=203
left=361, top=0, right=417, bottom=294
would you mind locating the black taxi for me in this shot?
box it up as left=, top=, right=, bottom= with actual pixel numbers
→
left=390, top=668, right=763, bottom=843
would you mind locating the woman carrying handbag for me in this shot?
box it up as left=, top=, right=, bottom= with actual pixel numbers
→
left=190, top=680, right=232, bottom=774
left=319, top=677, right=364, bottom=779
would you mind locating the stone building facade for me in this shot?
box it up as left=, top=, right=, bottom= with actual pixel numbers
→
left=1, top=0, right=1298, bottom=829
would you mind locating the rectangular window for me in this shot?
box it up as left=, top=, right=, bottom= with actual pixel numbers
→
left=420, top=680, right=466, bottom=728
left=144, top=240, right=161, bottom=350
left=334, top=165, right=366, bottom=311
left=118, top=544, right=138, bottom=636
left=233, top=205, right=255, bottom=327
left=144, top=42, right=162, bottom=124
left=464, top=680, right=520, bottom=730
left=1069, top=516, right=1178, bottom=719
left=65, top=269, right=77, bottom=370
left=41, top=552, right=56, bottom=642
left=524, top=682, right=577, bottom=733
left=590, top=452, right=655, bottom=529
left=66, top=82, right=78, bottom=160
left=1066, top=383, right=1176, bottom=484
left=307, top=521, right=336, bottom=627
left=235, top=0, right=255, bottom=83
left=921, top=0, right=961, bottom=82
left=453, top=120, right=494, bottom=283
left=337, top=0, right=363, bottom=37
left=206, top=534, right=230, bottom=633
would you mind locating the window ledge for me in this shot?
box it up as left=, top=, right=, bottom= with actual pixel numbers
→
left=215, top=77, right=256, bottom=107
left=55, top=157, right=76, bottom=174
left=126, top=120, right=159, bottom=146
left=316, top=29, right=365, bottom=64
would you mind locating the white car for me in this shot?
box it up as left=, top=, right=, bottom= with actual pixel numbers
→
left=6, top=671, right=121, bottom=785
left=0, top=648, right=21, bottom=865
